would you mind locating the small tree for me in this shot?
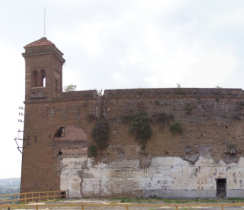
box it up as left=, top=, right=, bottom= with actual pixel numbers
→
left=64, top=84, right=77, bottom=92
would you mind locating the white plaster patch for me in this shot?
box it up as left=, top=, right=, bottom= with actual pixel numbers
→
left=60, top=156, right=244, bottom=198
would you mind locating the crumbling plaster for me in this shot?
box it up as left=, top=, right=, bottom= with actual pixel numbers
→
left=60, top=155, right=244, bottom=198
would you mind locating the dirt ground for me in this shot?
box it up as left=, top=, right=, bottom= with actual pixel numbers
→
left=4, top=199, right=244, bottom=210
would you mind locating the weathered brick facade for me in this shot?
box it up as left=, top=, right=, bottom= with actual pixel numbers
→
left=21, top=37, right=244, bottom=198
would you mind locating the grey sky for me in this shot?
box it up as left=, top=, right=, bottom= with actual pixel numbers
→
left=1, top=0, right=244, bottom=178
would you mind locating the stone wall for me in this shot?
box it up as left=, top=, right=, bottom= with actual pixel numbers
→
left=22, top=88, right=244, bottom=198
left=102, top=88, right=244, bottom=162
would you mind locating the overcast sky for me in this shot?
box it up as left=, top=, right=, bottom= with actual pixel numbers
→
left=1, top=0, right=244, bottom=178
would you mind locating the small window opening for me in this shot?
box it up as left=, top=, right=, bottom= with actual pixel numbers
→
left=58, top=150, right=63, bottom=156
left=54, top=127, right=65, bottom=137
left=216, top=178, right=226, bottom=198
left=42, top=77, right=46, bottom=87
left=226, top=144, right=237, bottom=155
left=41, top=70, right=46, bottom=87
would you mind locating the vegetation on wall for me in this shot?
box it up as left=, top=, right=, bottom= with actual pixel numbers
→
left=121, top=111, right=152, bottom=150
left=89, top=108, right=183, bottom=155
left=215, top=97, right=220, bottom=103
left=122, top=110, right=183, bottom=149
left=128, top=112, right=152, bottom=150
left=88, top=145, right=98, bottom=158
left=64, top=84, right=77, bottom=92
left=170, top=122, right=183, bottom=135
left=184, top=103, right=195, bottom=115
left=91, top=118, right=110, bottom=150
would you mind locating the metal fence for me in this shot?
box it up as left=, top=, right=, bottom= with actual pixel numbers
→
left=0, top=192, right=244, bottom=210
left=0, top=190, right=66, bottom=204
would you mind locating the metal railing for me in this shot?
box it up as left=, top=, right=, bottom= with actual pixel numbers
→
left=0, top=190, right=66, bottom=204
left=1, top=201, right=244, bottom=210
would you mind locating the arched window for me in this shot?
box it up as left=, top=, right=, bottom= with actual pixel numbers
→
left=31, top=71, right=38, bottom=87
left=54, top=127, right=65, bottom=137
left=41, top=70, right=46, bottom=87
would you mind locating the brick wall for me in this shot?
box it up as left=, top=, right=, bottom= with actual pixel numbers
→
left=21, top=87, right=244, bottom=193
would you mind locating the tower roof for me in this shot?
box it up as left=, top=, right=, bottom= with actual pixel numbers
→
left=23, top=37, right=65, bottom=63
left=24, top=37, right=56, bottom=48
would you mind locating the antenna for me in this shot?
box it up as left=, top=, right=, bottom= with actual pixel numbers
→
left=43, top=8, right=47, bottom=37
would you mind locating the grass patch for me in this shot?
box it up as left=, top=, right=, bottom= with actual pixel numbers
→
left=112, top=197, right=244, bottom=204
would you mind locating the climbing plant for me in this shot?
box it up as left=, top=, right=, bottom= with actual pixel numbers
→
left=127, top=112, right=152, bottom=150
left=91, top=118, right=110, bottom=150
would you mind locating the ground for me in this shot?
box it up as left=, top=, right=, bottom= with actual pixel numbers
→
left=5, top=198, right=244, bottom=210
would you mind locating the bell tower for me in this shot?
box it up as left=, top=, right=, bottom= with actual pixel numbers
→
left=23, top=37, right=65, bottom=100
left=21, top=37, right=65, bottom=193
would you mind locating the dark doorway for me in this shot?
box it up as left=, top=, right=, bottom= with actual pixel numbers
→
left=216, top=178, right=226, bottom=198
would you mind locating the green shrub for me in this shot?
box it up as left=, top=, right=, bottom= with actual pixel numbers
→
left=129, top=112, right=152, bottom=149
left=170, top=122, right=183, bottom=135
left=215, top=97, right=220, bottom=103
left=92, top=118, right=109, bottom=150
left=88, top=145, right=98, bottom=158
